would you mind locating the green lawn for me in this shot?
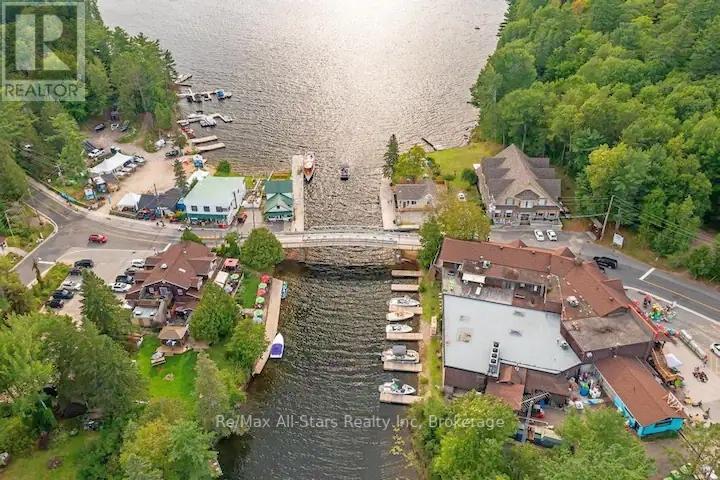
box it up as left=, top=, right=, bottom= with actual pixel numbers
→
left=31, top=263, right=71, bottom=306
left=419, top=274, right=441, bottom=322
left=237, top=271, right=260, bottom=309
left=0, top=431, right=98, bottom=480
left=136, top=336, right=197, bottom=408
left=427, top=141, right=502, bottom=191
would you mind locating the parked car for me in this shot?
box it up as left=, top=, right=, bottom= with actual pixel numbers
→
left=61, top=280, right=82, bottom=291
left=88, top=148, right=106, bottom=159
left=93, top=123, right=106, bottom=132
left=88, top=233, right=107, bottom=244
left=115, top=171, right=128, bottom=178
left=165, top=148, right=181, bottom=158
left=112, top=282, right=131, bottom=293
left=52, top=289, right=74, bottom=300
left=546, top=229, right=558, bottom=241
left=74, top=259, right=94, bottom=268
left=593, top=256, right=618, bottom=269
left=711, top=343, right=720, bottom=357
left=115, top=274, right=134, bottom=285
left=69, top=267, right=83, bottom=276
left=133, top=156, right=146, bottom=165
left=130, top=259, right=146, bottom=268
left=120, top=167, right=134, bottom=174
left=533, top=229, right=545, bottom=241
left=46, top=298, right=64, bottom=309
left=125, top=267, right=138, bottom=275
left=119, top=120, right=130, bottom=132
left=238, top=212, right=248, bottom=224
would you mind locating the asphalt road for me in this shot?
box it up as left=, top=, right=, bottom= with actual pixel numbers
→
left=13, top=184, right=180, bottom=285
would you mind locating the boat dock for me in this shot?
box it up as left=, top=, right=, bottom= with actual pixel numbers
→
left=189, top=135, right=218, bottom=145
left=177, top=113, right=233, bottom=126
left=391, top=283, right=419, bottom=292
left=391, top=270, right=422, bottom=278
left=389, top=304, right=422, bottom=315
left=386, top=331, right=423, bottom=341
left=253, top=279, right=283, bottom=376
left=383, top=361, right=423, bottom=372
left=291, top=155, right=305, bottom=232
left=196, top=143, right=226, bottom=152
left=379, top=392, right=422, bottom=405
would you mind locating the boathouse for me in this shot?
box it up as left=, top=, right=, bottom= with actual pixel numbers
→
left=264, top=180, right=294, bottom=222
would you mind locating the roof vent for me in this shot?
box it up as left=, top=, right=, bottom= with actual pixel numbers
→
left=512, top=310, right=525, bottom=317
left=559, top=341, right=569, bottom=349
left=160, top=263, right=168, bottom=269
left=566, top=296, right=579, bottom=307
left=509, top=329, right=522, bottom=336
left=178, top=268, right=186, bottom=273
left=487, top=342, right=500, bottom=377
left=481, top=260, right=491, bottom=269
left=457, top=328, right=472, bottom=343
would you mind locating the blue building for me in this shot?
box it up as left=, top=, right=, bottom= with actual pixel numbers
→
left=596, top=356, right=686, bottom=437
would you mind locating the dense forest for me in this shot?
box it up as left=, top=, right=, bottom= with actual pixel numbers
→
left=0, top=0, right=177, bottom=202
left=472, top=0, right=720, bottom=264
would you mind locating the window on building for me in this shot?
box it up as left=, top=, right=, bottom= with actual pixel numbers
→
left=178, top=289, right=184, bottom=295
left=216, top=206, right=224, bottom=212
left=159, top=286, right=169, bottom=296
left=190, top=206, right=198, bottom=212
left=538, top=198, right=547, bottom=206
left=411, top=200, right=416, bottom=205
left=506, top=198, right=514, bottom=206
left=203, top=206, right=210, bottom=212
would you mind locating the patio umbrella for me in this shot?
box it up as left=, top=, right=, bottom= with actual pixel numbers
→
left=254, top=309, right=264, bottom=318
left=260, top=274, right=271, bottom=283
left=258, top=282, right=268, bottom=289
left=255, top=297, right=265, bottom=305
left=230, top=273, right=240, bottom=280
left=257, top=287, right=267, bottom=295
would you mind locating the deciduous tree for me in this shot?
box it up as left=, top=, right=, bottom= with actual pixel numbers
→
left=240, top=228, right=284, bottom=271
left=195, top=354, right=233, bottom=437
left=437, top=197, right=490, bottom=241
left=224, top=318, right=267, bottom=372
left=81, top=269, right=131, bottom=338
left=418, top=217, right=443, bottom=269
left=189, top=283, right=237, bottom=343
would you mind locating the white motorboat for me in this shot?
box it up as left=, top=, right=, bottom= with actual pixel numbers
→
left=381, top=345, right=419, bottom=363
left=386, top=324, right=412, bottom=333
left=386, top=310, right=414, bottom=322
left=303, top=152, right=316, bottom=182
left=388, top=296, right=420, bottom=308
left=378, top=379, right=416, bottom=395
left=269, top=333, right=284, bottom=359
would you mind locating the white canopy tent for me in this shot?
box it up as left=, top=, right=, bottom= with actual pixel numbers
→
left=89, top=152, right=134, bottom=175
left=117, top=192, right=141, bottom=210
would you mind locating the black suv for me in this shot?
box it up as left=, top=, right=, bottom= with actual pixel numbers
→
left=593, top=256, right=618, bottom=269
left=52, top=289, right=75, bottom=300
left=74, top=259, right=94, bottom=268
left=46, top=298, right=64, bottom=309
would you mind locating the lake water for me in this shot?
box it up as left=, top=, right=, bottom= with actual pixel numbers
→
left=99, top=1, right=506, bottom=477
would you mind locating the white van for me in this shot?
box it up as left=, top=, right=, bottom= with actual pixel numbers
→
left=130, top=259, right=146, bottom=268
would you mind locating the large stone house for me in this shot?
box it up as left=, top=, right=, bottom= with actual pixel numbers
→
left=476, top=145, right=562, bottom=226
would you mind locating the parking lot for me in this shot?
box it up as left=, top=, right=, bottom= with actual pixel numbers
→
left=52, top=247, right=154, bottom=323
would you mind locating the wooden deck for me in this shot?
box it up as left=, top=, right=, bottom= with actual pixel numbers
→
left=386, top=332, right=423, bottom=341
left=391, top=283, right=419, bottom=292
left=189, top=135, right=218, bottom=145
left=383, top=361, right=422, bottom=372
left=388, top=304, right=422, bottom=315
left=391, top=270, right=422, bottom=278
left=379, top=392, right=422, bottom=405
left=253, top=278, right=283, bottom=376
left=196, top=142, right=226, bottom=152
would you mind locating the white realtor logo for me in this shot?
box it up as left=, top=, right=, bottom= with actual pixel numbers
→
left=15, top=13, right=71, bottom=71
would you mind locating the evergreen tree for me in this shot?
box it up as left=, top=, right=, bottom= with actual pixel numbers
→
left=382, top=134, right=399, bottom=178
left=195, top=354, right=233, bottom=437
left=174, top=159, right=188, bottom=193
left=81, top=269, right=131, bottom=338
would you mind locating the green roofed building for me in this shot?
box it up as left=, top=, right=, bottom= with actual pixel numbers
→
left=264, top=180, right=293, bottom=221
left=180, top=176, right=246, bottom=224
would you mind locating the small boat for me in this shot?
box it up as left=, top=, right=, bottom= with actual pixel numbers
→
left=201, top=92, right=212, bottom=101
left=386, top=310, right=414, bottom=322
left=388, top=296, right=420, bottom=308
left=381, top=345, right=419, bottom=363
left=386, top=324, right=412, bottom=333
left=378, top=378, right=416, bottom=395
left=303, top=152, right=316, bottom=182
left=215, top=89, right=232, bottom=100
left=340, top=165, right=349, bottom=180
left=269, top=333, right=284, bottom=359
left=281, top=281, right=288, bottom=300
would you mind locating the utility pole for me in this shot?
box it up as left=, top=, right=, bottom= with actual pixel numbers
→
left=600, top=195, right=614, bottom=241
left=4, top=211, right=14, bottom=237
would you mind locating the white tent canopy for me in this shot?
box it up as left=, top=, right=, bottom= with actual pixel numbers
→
left=89, top=152, right=134, bottom=175
left=117, top=192, right=141, bottom=210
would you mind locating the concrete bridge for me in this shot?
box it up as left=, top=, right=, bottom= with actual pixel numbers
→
left=275, top=227, right=421, bottom=250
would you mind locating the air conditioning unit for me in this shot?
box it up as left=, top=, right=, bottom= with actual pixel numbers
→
left=566, top=296, right=579, bottom=307
left=481, top=260, right=491, bottom=268
left=559, top=341, right=569, bottom=349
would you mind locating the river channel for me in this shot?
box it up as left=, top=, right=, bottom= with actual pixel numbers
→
left=99, top=1, right=506, bottom=477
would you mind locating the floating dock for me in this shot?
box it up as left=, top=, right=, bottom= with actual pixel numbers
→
left=189, top=135, right=218, bottom=145
left=253, top=279, right=283, bottom=376
left=386, top=332, right=423, bottom=341
left=196, top=143, right=226, bottom=152
left=391, top=283, right=419, bottom=292
left=383, top=361, right=423, bottom=372
left=391, top=270, right=422, bottom=278
left=389, top=304, right=422, bottom=315
left=291, top=155, right=305, bottom=232
left=379, top=392, right=422, bottom=405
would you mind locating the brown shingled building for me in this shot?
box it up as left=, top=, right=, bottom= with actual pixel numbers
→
left=437, top=238, right=666, bottom=419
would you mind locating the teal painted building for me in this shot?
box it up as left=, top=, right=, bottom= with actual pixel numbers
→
left=596, top=356, right=685, bottom=438
left=264, top=180, right=293, bottom=221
